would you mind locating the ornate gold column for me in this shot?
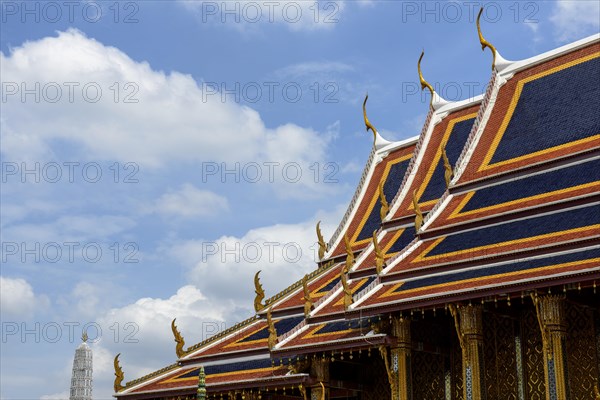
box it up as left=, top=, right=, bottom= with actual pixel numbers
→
left=532, top=294, right=568, bottom=400
left=379, top=317, right=412, bottom=400
left=450, top=304, right=485, bottom=400
left=310, top=358, right=329, bottom=400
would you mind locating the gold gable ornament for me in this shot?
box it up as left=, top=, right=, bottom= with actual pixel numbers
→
left=418, top=50, right=435, bottom=107
left=302, top=275, right=314, bottom=318
left=363, top=93, right=378, bottom=142
left=113, top=353, right=125, bottom=392
left=340, top=265, right=353, bottom=310
left=412, top=190, right=424, bottom=231
left=316, top=221, right=328, bottom=260
left=254, top=270, right=266, bottom=312
left=442, top=143, right=454, bottom=188
left=171, top=318, right=186, bottom=358
left=344, top=234, right=355, bottom=269
left=378, top=180, right=389, bottom=221
left=266, top=308, right=278, bottom=350
left=373, top=230, right=386, bottom=275
left=477, top=7, right=498, bottom=70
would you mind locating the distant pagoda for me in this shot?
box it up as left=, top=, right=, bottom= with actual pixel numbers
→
left=69, top=332, right=93, bottom=400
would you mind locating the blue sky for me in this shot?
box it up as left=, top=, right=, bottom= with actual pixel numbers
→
left=1, top=1, right=598, bottom=398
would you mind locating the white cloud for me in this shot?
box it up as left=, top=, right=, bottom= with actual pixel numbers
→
left=0, top=276, right=49, bottom=318
left=179, top=1, right=346, bottom=32
left=165, top=208, right=343, bottom=315
left=0, top=29, right=332, bottom=187
left=88, top=285, right=228, bottom=398
left=152, top=184, right=229, bottom=218
left=550, top=0, right=600, bottom=42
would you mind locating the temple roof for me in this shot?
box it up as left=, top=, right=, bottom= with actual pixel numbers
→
left=323, top=138, right=417, bottom=260
left=118, top=358, right=308, bottom=397
left=115, top=29, right=600, bottom=400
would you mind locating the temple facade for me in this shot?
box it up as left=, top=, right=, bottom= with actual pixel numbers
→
left=113, top=11, right=600, bottom=400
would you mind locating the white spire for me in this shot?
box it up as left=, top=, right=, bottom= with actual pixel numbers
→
left=69, top=334, right=93, bottom=400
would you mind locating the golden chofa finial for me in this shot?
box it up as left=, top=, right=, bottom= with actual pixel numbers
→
left=363, top=93, right=378, bottom=142
left=442, top=143, right=453, bottom=188
left=266, top=308, right=278, bottom=350
left=413, top=190, right=424, bottom=231
left=373, top=230, right=386, bottom=275
left=340, top=265, right=353, bottom=310
left=254, top=270, right=266, bottom=312
left=378, top=180, right=389, bottom=221
left=316, top=221, right=328, bottom=260
left=344, top=234, right=355, bottom=269
left=320, top=382, right=326, bottom=400
left=113, top=353, right=125, bottom=392
left=418, top=50, right=435, bottom=107
left=302, top=275, right=314, bottom=318
left=171, top=318, right=186, bottom=358
left=477, top=7, right=497, bottom=70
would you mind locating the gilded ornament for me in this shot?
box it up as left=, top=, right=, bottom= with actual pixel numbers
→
left=442, top=143, right=453, bottom=188
left=266, top=308, right=278, bottom=350
left=378, top=180, right=389, bottom=220
left=362, top=94, right=378, bottom=142
left=477, top=7, right=497, bottom=70
left=113, top=353, right=125, bottom=392
left=171, top=318, right=186, bottom=358
left=412, top=190, right=424, bottom=231
left=344, top=234, right=354, bottom=269
left=418, top=50, right=435, bottom=106
left=316, top=221, right=328, bottom=260
left=254, top=270, right=266, bottom=312
left=302, top=275, right=313, bottom=317
left=373, top=230, right=385, bottom=275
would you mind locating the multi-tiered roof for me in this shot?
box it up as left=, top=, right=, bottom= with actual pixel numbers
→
left=113, top=20, right=600, bottom=399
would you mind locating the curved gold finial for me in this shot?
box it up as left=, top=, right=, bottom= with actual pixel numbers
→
left=442, top=143, right=453, bottom=188
left=362, top=93, right=378, bottom=142
left=171, top=318, right=186, bottom=358
left=320, top=382, right=326, bottom=400
left=344, top=234, right=355, bottom=269
left=412, top=190, right=424, bottom=231
left=316, top=221, right=327, bottom=260
left=266, top=308, right=278, bottom=350
left=81, top=330, right=88, bottom=343
left=477, top=7, right=497, bottom=70
left=378, top=180, right=389, bottom=221
left=373, top=230, right=386, bottom=275
left=254, top=270, right=266, bottom=312
left=340, top=265, right=353, bottom=309
left=418, top=50, right=435, bottom=106
left=113, top=353, right=125, bottom=392
left=302, top=275, right=313, bottom=317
